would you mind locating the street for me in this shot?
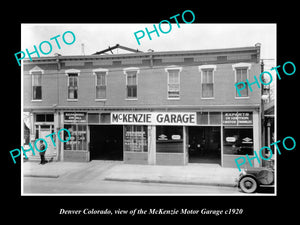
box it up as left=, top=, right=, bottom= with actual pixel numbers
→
left=23, top=177, right=240, bottom=194
left=22, top=161, right=274, bottom=195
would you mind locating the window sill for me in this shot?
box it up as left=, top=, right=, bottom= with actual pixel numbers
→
left=235, top=97, right=250, bottom=99
left=67, top=99, right=78, bottom=102
left=95, top=99, right=107, bottom=101
left=201, top=97, right=215, bottom=100
left=31, top=99, right=42, bottom=102
left=167, top=97, right=180, bottom=100
left=125, top=98, right=138, bottom=100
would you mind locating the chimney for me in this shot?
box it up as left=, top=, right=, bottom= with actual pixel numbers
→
left=81, top=43, right=85, bottom=55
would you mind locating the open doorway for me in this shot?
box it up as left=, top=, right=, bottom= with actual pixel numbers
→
left=89, top=125, right=123, bottom=160
left=188, top=126, right=221, bottom=164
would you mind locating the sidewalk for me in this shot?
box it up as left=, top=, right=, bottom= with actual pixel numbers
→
left=104, top=163, right=240, bottom=187
left=23, top=161, right=240, bottom=187
left=22, top=160, right=118, bottom=180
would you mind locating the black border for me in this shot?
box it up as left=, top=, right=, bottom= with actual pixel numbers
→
left=4, top=4, right=298, bottom=221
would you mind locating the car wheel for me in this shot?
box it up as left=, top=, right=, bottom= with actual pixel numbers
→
left=239, top=176, right=258, bottom=193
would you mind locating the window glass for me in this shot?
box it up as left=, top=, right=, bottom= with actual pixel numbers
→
left=235, top=68, right=248, bottom=97
left=156, top=126, right=183, bottom=153
left=156, top=126, right=183, bottom=142
left=209, top=112, right=221, bottom=124
left=68, top=73, right=78, bottom=99
left=202, top=69, right=214, bottom=98
left=167, top=69, right=180, bottom=98
left=32, top=72, right=42, bottom=100
left=126, top=71, right=137, bottom=98
left=197, top=112, right=208, bottom=124
left=223, top=128, right=253, bottom=155
left=36, top=114, right=54, bottom=122
left=96, top=72, right=107, bottom=99
left=45, top=114, right=54, bottom=122
left=96, top=86, right=106, bottom=99
left=88, top=113, right=100, bottom=124
left=126, top=71, right=137, bottom=85
left=64, top=124, right=87, bottom=150
left=96, top=72, right=106, bottom=85
left=124, top=125, right=147, bottom=152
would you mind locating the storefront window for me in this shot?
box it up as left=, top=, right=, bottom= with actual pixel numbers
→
left=124, top=125, right=147, bottom=152
left=36, top=114, right=54, bottom=122
left=156, top=126, right=183, bottom=153
left=197, top=112, right=208, bottom=124
left=223, top=127, right=253, bottom=155
left=64, top=124, right=87, bottom=150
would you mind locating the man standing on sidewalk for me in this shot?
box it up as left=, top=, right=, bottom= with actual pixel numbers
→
left=38, top=140, right=47, bottom=165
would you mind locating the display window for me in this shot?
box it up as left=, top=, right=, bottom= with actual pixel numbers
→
left=223, top=127, right=253, bottom=155
left=156, top=126, right=183, bottom=153
left=124, top=125, right=147, bottom=152
left=64, top=124, right=87, bottom=150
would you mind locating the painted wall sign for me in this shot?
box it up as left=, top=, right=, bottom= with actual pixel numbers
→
left=64, top=112, right=87, bottom=123
left=222, top=112, right=253, bottom=126
left=111, top=112, right=197, bottom=125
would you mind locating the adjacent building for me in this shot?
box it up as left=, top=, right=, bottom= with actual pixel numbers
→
left=23, top=45, right=262, bottom=168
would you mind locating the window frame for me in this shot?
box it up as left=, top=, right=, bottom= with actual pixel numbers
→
left=124, top=125, right=148, bottom=152
left=232, top=63, right=251, bottom=99
left=223, top=126, right=254, bottom=156
left=65, top=69, right=80, bottom=101
left=165, top=67, right=182, bottom=100
left=198, top=65, right=216, bottom=99
left=63, top=124, right=87, bottom=151
left=93, top=68, right=108, bottom=101
left=123, top=67, right=139, bottom=100
left=30, top=67, right=44, bottom=101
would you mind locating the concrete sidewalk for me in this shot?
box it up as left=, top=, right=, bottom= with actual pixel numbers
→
left=23, top=161, right=240, bottom=187
left=104, top=163, right=240, bottom=187
left=22, top=160, right=118, bottom=180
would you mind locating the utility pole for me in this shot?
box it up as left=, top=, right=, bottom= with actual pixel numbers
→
left=260, top=59, right=265, bottom=166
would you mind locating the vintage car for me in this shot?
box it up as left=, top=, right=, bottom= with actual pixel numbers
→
left=237, top=160, right=274, bottom=193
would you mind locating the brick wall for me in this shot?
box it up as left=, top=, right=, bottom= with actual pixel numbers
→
left=23, top=47, right=261, bottom=110
left=23, top=63, right=261, bottom=109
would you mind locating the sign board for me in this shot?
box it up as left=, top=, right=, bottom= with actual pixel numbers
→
left=226, top=137, right=236, bottom=142
left=222, top=112, right=252, bottom=126
left=111, top=112, right=197, bottom=125
left=64, top=112, right=87, bottom=123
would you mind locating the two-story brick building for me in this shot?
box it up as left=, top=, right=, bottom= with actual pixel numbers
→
left=23, top=45, right=262, bottom=168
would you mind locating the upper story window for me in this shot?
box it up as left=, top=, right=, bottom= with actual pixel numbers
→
left=30, top=66, right=44, bottom=101
left=32, top=72, right=42, bottom=100
left=65, top=69, right=80, bottom=100
left=124, top=68, right=139, bottom=99
left=93, top=69, right=108, bottom=100
left=165, top=67, right=182, bottom=99
left=199, top=65, right=216, bottom=99
left=232, top=63, right=251, bottom=98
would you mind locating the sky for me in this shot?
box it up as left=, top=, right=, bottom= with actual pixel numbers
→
left=21, top=23, right=276, bottom=68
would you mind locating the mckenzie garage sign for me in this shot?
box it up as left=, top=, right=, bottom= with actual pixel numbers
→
left=111, top=112, right=197, bottom=125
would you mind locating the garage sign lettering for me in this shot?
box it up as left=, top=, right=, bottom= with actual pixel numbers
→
left=111, top=112, right=197, bottom=125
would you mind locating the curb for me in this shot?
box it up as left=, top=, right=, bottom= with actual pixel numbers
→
left=104, top=177, right=237, bottom=188
left=24, top=174, right=59, bottom=178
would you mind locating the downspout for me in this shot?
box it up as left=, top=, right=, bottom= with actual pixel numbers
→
left=55, top=54, right=61, bottom=161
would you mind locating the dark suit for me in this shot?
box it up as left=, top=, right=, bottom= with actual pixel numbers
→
left=39, top=143, right=47, bottom=164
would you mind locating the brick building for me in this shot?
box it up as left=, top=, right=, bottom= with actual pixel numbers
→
left=23, top=45, right=262, bottom=168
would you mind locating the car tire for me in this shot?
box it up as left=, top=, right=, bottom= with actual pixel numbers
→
left=239, top=176, right=258, bottom=193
